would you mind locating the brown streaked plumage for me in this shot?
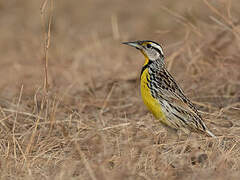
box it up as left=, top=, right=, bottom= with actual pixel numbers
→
left=123, top=40, right=215, bottom=137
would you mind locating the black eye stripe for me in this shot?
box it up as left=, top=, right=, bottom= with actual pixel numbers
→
left=151, top=46, right=163, bottom=56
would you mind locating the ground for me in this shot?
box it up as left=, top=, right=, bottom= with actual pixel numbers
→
left=0, top=0, right=240, bottom=179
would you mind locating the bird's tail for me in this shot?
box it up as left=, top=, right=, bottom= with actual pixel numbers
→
left=206, top=129, right=216, bottom=138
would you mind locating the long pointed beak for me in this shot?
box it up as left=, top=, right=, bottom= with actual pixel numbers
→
left=122, top=41, right=141, bottom=50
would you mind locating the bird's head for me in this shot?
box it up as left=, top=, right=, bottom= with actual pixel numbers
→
left=123, top=40, right=164, bottom=65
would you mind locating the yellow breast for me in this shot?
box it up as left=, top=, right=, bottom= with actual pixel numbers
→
left=140, top=68, right=166, bottom=121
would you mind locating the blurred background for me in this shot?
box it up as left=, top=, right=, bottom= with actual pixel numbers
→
left=0, top=0, right=240, bottom=179
left=1, top=0, right=240, bottom=97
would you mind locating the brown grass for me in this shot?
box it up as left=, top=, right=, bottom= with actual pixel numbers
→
left=0, top=0, right=240, bottom=179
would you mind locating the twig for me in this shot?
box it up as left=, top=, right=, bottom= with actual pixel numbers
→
left=100, top=122, right=131, bottom=131
left=40, top=0, right=54, bottom=93
left=75, top=142, right=97, bottom=180
left=111, top=14, right=120, bottom=40
left=1, top=108, right=44, bottom=120
left=12, top=85, right=24, bottom=164
left=100, top=83, right=116, bottom=114
left=203, top=0, right=233, bottom=27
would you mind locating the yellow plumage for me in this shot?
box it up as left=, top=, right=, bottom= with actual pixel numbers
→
left=140, top=57, right=180, bottom=129
left=140, top=66, right=166, bottom=120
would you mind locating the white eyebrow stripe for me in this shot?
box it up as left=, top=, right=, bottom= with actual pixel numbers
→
left=151, top=43, right=164, bottom=55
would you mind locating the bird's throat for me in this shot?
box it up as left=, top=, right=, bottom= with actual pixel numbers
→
left=140, top=50, right=150, bottom=66
left=143, top=56, right=149, bottom=66
left=140, top=57, right=153, bottom=78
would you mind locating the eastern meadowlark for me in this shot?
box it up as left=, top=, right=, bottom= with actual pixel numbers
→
left=123, top=40, right=215, bottom=137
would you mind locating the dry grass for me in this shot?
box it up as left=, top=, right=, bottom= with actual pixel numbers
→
left=0, top=0, right=240, bottom=179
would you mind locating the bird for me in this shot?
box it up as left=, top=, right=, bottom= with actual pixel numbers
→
left=123, top=40, right=215, bottom=138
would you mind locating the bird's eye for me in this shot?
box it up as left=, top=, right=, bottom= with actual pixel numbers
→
left=146, top=43, right=151, bottom=48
